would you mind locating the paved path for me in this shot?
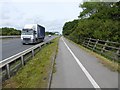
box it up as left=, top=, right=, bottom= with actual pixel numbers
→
left=51, top=37, right=118, bottom=88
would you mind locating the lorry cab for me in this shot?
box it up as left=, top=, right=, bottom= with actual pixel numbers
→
left=21, top=29, right=36, bottom=44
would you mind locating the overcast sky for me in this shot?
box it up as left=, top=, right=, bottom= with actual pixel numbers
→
left=0, top=0, right=84, bottom=34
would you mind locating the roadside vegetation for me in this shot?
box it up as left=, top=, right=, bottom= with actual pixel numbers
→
left=63, top=1, right=120, bottom=42
left=62, top=1, right=119, bottom=71
left=0, top=27, right=21, bottom=36
left=3, top=37, right=59, bottom=88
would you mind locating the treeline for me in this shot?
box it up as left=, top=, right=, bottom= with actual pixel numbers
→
left=0, top=27, right=21, bottom=36
left=63, top=1, right=120, bottom=43
left=45, top=31, right=56, bottom=35
left=45, top=31, right=59, bottom=35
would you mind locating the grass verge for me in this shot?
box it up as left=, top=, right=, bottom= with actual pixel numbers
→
left=2, top=37, right=59, bottom=88
left=66, top=38, right=120, bottom=72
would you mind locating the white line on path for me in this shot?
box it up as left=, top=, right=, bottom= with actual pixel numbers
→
left=62, top=37, right=101, bottom=89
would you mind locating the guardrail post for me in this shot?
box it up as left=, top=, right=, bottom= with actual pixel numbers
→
left=32, top=50, right=34, bottom=57
left=21, top=56, right=24, bottom=66
left=93, top=39, right=99, bottom=50
left=101, top=40, right=108, bottom=53
left=48, top=41, right=50, bottom=44
left=44, top=43, right=46, bottom=46
left=6, top=64, right=10, bottom=79
left=39, top=45, right=41, bottom=51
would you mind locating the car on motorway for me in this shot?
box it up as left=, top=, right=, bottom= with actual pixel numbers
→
left=48, top=34, right=52, bottom=37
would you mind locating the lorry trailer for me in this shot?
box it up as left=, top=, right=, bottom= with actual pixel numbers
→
left=21, top=24, right=45, bottom=44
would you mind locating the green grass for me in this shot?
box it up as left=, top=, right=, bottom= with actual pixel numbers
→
left=53, top=62, right=56, bottom=73
left=3, top=37, right=59, bottom=88
left=66, top=38, right=120, bottom=72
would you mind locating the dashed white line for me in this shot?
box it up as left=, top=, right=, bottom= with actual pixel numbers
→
left=62, top=37, right=101, bottom=89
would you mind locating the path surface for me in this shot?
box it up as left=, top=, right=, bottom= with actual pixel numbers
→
left=51, top=37, right=118, bottom=88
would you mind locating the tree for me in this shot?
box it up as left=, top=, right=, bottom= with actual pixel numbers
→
left=0, top=27, right=21, bottom=36
left=62, top=20, right=78, bottom=36
left=78, top=1, right=120, bottom=20
left=62, top=1, right=120, bottom=42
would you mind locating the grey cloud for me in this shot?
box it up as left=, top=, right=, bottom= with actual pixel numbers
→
left=0, top=5, right=10, bottom=20
left=1, top=12, right=10, bottom=20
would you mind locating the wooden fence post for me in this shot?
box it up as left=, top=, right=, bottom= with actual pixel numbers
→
left=82, top=37, right=86, bottom=45
left=87, top=38, right=91, bottom=47
left=82, top=39, right=85, bottom=46
left=101, top=40, right=108, bottom=53
left=116, top=48, right=120, bottom=55
left=115, top=47, right=120, bottom=60
left=93, top=39, right=99, bottom=50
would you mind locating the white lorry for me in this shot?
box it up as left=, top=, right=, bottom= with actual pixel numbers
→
left=21, top=24, right=45, bottom=44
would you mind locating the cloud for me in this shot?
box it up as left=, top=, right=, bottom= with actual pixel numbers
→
left=0, top=1, right=82, bottom=34
left=0, top=1, right=25, bottom=29
left=0, top=0, right=83, bottom=3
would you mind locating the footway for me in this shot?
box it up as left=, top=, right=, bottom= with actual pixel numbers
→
left=51, top=37, right=118, bottom=88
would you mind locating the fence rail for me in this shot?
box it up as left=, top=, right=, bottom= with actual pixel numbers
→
left=81, top=38, right=120, bottom=62
left=0, top=38, right=54, bottom=81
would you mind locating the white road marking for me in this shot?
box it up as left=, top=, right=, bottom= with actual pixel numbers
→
left=62, top=37, right=101, bottom=89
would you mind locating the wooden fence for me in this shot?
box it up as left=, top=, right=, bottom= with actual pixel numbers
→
left=80, top=38, right=120, bottom=62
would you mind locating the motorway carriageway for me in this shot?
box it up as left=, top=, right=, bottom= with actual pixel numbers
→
left=1, top=36, right=53, bottom=60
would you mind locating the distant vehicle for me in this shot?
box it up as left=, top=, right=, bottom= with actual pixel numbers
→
left=48, top=34, right=51, bottom=37
left=21, top=24, right=45, bottom=44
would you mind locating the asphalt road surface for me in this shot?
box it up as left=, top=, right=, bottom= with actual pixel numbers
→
left=2, top=36, right=52, bottom=60
left=51, top=37, right=118, bottom=88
